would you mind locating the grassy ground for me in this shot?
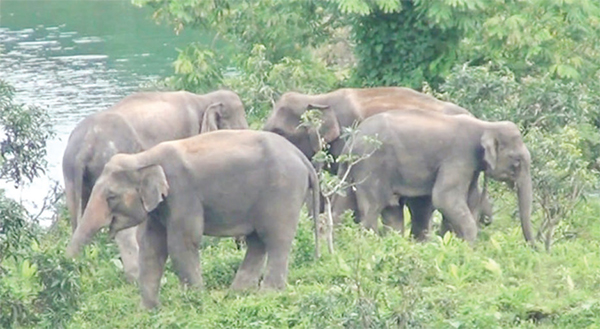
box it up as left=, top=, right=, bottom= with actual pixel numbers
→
left=14, top=193, right=600, bottom=329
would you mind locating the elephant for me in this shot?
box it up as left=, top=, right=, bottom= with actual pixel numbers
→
left=62, top=90, right=247, bottom=282
left=262, top=87, right=471, bottom=162
left=262, top=86, right=492, bottom=230
left=332, top=109, right=534, bottom=245
left=65, top=130, right=320, bottom=309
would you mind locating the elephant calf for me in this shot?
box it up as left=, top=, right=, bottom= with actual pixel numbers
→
left=65, top=130, right=319, bottom=309
left=333, top=109, right=534, bottom=244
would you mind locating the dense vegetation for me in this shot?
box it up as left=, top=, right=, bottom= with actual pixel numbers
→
left=2, top=0, right=600, bottom=328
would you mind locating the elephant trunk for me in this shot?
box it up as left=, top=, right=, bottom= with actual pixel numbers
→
left=65, top=189, right=111, bottom=257
left=516, top=166, right=534, bottom=245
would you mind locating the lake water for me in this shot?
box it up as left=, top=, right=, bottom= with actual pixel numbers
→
left=0, top=0, right=205, bottom=222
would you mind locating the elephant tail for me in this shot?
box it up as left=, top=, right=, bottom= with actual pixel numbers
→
left=306, top=158, right=321, bottom=260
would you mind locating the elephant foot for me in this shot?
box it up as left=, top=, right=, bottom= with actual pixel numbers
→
left=140, top=298, right=160, bottom=310
left=230, top=273, right=260, bottom=291
left=259, top=276, right=286, bottom=291
left=124, top=266, right=139, bottom=284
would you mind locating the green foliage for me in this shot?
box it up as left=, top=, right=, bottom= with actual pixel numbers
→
left=0, top=80, right=83, bottom=329
left=0, top=190, right=37, bottom=266
left=525, top=126, right=600, bottom=250
left=0, top=80, right=54, bottom=186
left=466, top=0, right=600, bottom=80
left=135, top=0, right=343, bottom=125
left=348, top=0, right=600, bottom=90
left=351, top=3, right=463, bottom=89
left=440, top=63, right=600, bottom=131
left=168, top=42, right=339, bottom=124
left=5, top=200, right=593, bottom=328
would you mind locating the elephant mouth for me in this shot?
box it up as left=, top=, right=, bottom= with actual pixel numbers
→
left=108, top=217, right=118, bottom=239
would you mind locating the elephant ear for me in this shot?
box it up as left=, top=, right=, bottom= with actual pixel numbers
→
left=201, top=102, right=223, bottom=133
left=481, top=130, right=497, bottom=172
left=307, top=103, right=341, bottom=143
left=137, top=165, right=169, bottom=212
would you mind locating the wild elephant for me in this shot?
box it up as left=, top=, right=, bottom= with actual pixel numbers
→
left=65, top=130, right=320, bottom=309
left=333, top=110, right=533, bottom=244
left=62, top=90, right=247, bottom=281
left=262, top=87, right=470, bottom=162
left=263, top=86, right=492, bottom=231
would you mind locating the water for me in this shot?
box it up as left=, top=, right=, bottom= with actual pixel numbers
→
left=0, top=0, right=206, bottom=222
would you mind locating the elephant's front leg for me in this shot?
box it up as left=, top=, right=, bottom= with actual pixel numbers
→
left=138, top=219, right=168, bottom=309
left=167, top=218, right=203, bottom=288
left=431, top=168, right=478, bottom=242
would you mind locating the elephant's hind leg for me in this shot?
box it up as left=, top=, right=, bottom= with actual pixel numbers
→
left=406, top=196, right=435, bottom=241
left=258, top=209, right=300, bottom=291
left=381, top=204, right=404, bottom=232
left=354, top=187, right=384, bottom=232
left=231, top=232, right=267, bottom=291
left=260, top=234, right=295, bottom=291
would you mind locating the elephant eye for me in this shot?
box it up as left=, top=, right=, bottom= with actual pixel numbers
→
left=106, top=193, right=119, bottom=206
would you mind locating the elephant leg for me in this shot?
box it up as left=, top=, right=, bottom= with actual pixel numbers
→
left=406, top=196, right=435, bottom=241
left=167, top=217, right=203, bottom=288
left=466, top=180, right=483, bottom=223
left=260, top=234, right=295, bottom=291
left=439, top=215, right=453, bottom=237
left=230, top=232, right=267, bottom=291
left=115, top=226, right=139, bottom=282
left=431, top=170, right=478, bottom=242
left=258, top=206, right=300, bottom=290
left=354, top=187, right=382, bottom=232
left=381, top=204, right=404, bottom=234
left=138, top=220, right=168, bottom=309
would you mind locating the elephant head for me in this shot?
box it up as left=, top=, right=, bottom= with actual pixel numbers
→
left=481, top=122, right=534, bottom=244
left=263, top=93, right=341, bottom=160
left=65, top=153, right=169, bottom=257
left=200, top=90, right=249, bottom=133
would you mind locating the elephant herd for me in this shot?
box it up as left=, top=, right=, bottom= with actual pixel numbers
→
left=63, top=87, right=533, bottom=309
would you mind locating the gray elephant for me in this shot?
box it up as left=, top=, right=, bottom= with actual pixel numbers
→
left=62, top=90, right=247, bottom=281
left=263, top=87, right=470, bottom=162
left=65, top=130, right=320, bottom=309
left=263, top=86, right=492, bottom=230
left=333, top=110, right=534, bottom=244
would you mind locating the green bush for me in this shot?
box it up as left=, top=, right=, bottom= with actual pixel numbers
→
left=440, top=63, right=600, bottom=130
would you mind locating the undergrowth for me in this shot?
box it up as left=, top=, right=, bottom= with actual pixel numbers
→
left=5, top=195, right=599, bottom=328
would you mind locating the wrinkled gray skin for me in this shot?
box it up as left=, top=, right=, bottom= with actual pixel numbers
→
left=333, top=110, right=534, bottom=244
left=62, top=90, right=247, bottom=282
left=65, top=130, right=320, bottom=309
left=263, top=87, right=492, bottom=229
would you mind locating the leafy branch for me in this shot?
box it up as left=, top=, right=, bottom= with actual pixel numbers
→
left=300, top=110, right=381, bottom=255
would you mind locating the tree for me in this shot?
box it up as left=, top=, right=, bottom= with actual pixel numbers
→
left=300, top=110, right=381, bottom=255
left=0, top=80, right=54, bottom=187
